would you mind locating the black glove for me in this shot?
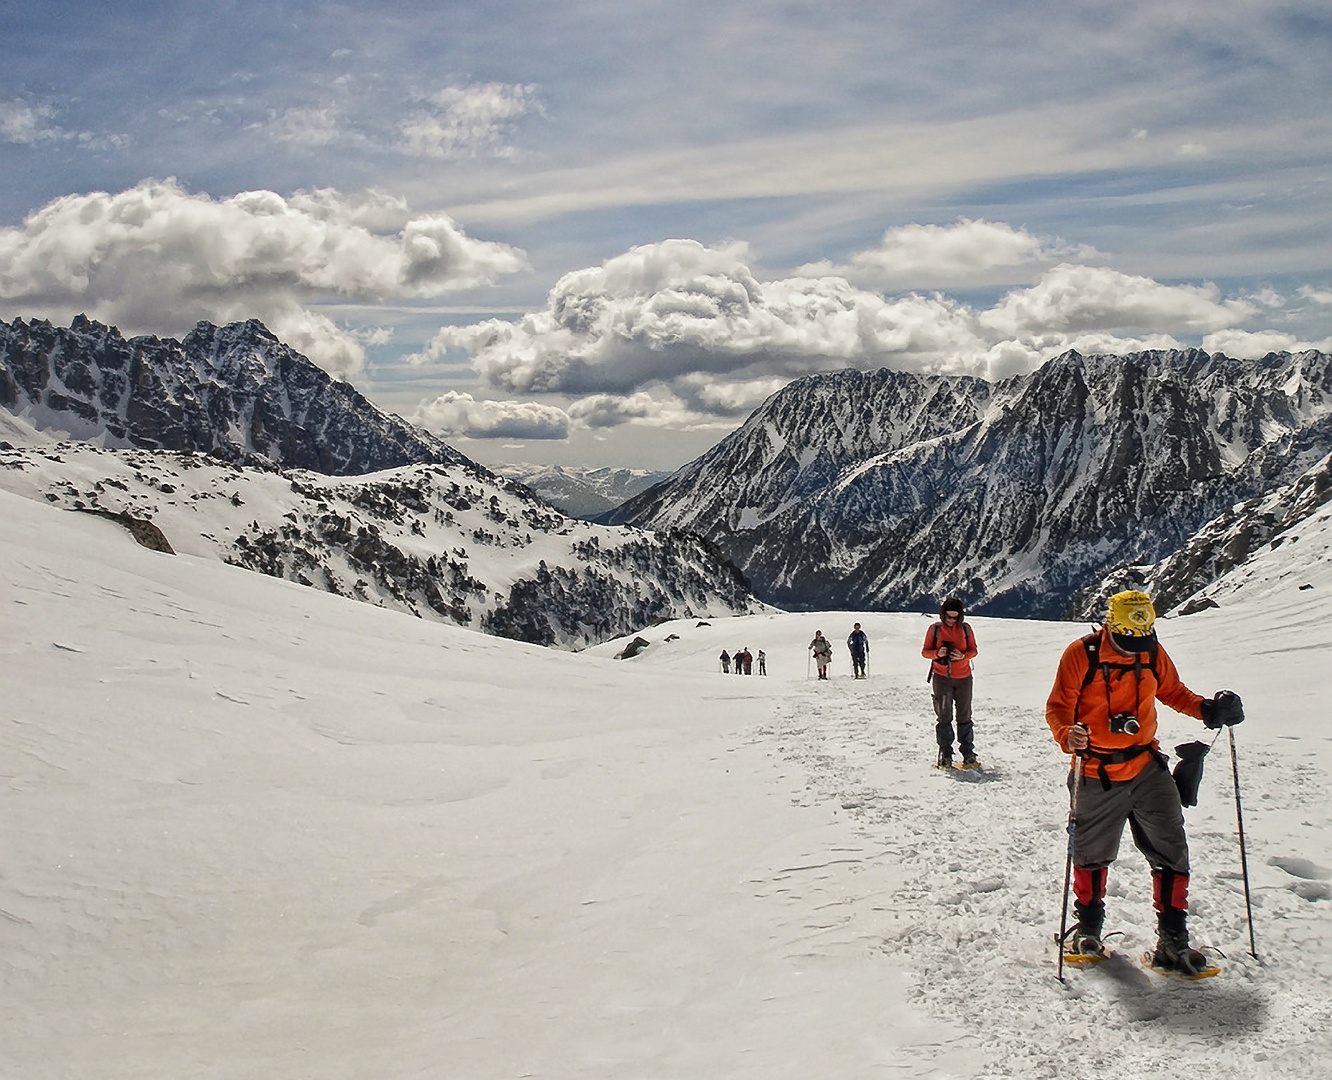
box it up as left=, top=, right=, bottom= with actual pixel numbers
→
left=1201, top=689, right=1245, bottom=729
left=1172, top=741, right=1210, bottom=807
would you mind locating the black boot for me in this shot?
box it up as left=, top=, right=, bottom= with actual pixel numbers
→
left=1153, top=910, right=1209, bottom=976
left=1070, top=900, right=1106, bottom=956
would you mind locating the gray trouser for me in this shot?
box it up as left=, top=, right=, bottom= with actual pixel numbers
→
left=1070, top=758, right=1189, bottom=875
left=931, top=674, right=973, bottom=756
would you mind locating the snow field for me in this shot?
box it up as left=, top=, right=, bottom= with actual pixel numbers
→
left=5, top=488, right=1332, bottom=1078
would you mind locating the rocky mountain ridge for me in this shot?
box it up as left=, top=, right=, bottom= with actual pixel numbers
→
left=606, top=349, right=1332, bottom=618
left=0, top=315, right=463, bottom=474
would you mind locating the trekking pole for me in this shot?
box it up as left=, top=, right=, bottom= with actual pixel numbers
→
left=1056, top=743, right=1087, bottom=983
left=1228, top=726, right=1258, bottom=959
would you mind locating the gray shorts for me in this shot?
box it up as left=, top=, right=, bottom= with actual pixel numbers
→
left=1070, top=759, right=1189, bottom=875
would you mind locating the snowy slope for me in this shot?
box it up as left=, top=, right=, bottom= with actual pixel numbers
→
left=0, top=425, right=761, bottom=649
left=4, top=487, right=1331, bottom=1078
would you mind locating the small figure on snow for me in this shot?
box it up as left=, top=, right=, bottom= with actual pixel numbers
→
left=719, top=649, right=730, bottom=674
left=809, top=630, right=833, bottom=680
left=922, top=597, right=979, bottom=768
left=741, top=648, right=753, bottom=675
left=1045, top=590, right=1245, bottom=976
left=847, top=622, right=869, bottom=678
left=757, top=649, right=767, bottom=676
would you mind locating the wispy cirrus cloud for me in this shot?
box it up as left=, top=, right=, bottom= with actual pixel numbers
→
left=248, top=80, right=540, bottom=161
left=0, top=98, right=61, bottom=145
left=397, top=83, right=539, bottom=160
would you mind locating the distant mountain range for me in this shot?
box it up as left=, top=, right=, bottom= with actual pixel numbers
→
left=10, top=315, right=1327, bottom=629
left=494, top=463, right=672, bottom=519
left=0, top=316, right=762, bottom=647
left=604, top=350, right=1332, bottom=619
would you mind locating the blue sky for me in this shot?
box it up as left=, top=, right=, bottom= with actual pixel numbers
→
left=3, top=1, right=1331, bottom=469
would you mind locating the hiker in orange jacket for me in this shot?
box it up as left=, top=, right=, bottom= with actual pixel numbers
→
left=1045, top=590, right=1244, bottom=976
left=921, top=596, right=979, bottom=768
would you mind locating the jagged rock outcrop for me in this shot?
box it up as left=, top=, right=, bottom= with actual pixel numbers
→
left=607, top=350, right=1332, bottom=618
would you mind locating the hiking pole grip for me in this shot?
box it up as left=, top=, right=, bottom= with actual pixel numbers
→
left=1056, top=749, right=1086, bottom=982
left=1229, top=725, right=1258, bottom=959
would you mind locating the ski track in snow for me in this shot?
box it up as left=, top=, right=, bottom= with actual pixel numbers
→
left=747, top=673, right=1332, bottom=1079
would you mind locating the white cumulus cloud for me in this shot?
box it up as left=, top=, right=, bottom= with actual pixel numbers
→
left=979, top=263, right=1255, bottom=338
left=800, top=218, right=1094, bottom=288
left=0, top=179, right=527, bottom=377
left=1201, top=328, right=1332, bottom=357
left=412, top=392, right=569, bottom=440
left=426, top=235, right=1289, bottom=427
left=567, top=392, right=662, bottom=429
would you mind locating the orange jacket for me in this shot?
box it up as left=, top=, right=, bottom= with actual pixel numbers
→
left=922, top=621, right=978, bottom=679
left=1045, top=627, right=1203, bottom=782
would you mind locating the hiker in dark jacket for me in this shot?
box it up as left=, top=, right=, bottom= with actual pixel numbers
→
left=847, top=623, right=869, bottom=678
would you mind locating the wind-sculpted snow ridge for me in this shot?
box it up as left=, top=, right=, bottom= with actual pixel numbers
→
left=749, top=674, right=1332, bottom=1077
left=0, top=439, right=763, bottom=649
left=0, top=315, right=464, bottom=475
left=607, top=350, right=1332, bottom=619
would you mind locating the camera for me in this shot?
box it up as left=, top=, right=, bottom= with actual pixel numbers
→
left=1109, top=712, right=1140, bottom=736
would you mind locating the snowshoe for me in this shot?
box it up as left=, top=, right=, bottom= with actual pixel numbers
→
left=1141, top=952, right=1221, bottom=980
left=1146, top=916, right=1220, bottom=979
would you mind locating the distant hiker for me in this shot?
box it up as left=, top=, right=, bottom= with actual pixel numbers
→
left=735, top=647, right=746, bottom=675
left=847, top=622, right=869, bottom=678
left=720, top=649, right=731, bottom=674
left=809, top=631, right=833, bottom=680
left=922, top=597, right=979, bottom=768
left=757, top=649, right=767, bottom=675
left=741, top=648, right=753, bottom=675
left=1046, top=590, right=1245, bottom=976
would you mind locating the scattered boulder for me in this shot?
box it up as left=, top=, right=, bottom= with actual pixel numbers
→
left=75, top=507, right=175, bottom=554
left=616, top=636, right=652, bottom=659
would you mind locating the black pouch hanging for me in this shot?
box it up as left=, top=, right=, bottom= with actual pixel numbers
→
left=1172, top=741, right=1211, bottom=807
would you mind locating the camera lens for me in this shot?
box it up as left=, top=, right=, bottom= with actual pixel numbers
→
left=1110, top=712, right=1140, bottom=736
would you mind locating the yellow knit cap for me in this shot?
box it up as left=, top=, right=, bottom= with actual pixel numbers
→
left=1106, top=590, right=1156, bottom=636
